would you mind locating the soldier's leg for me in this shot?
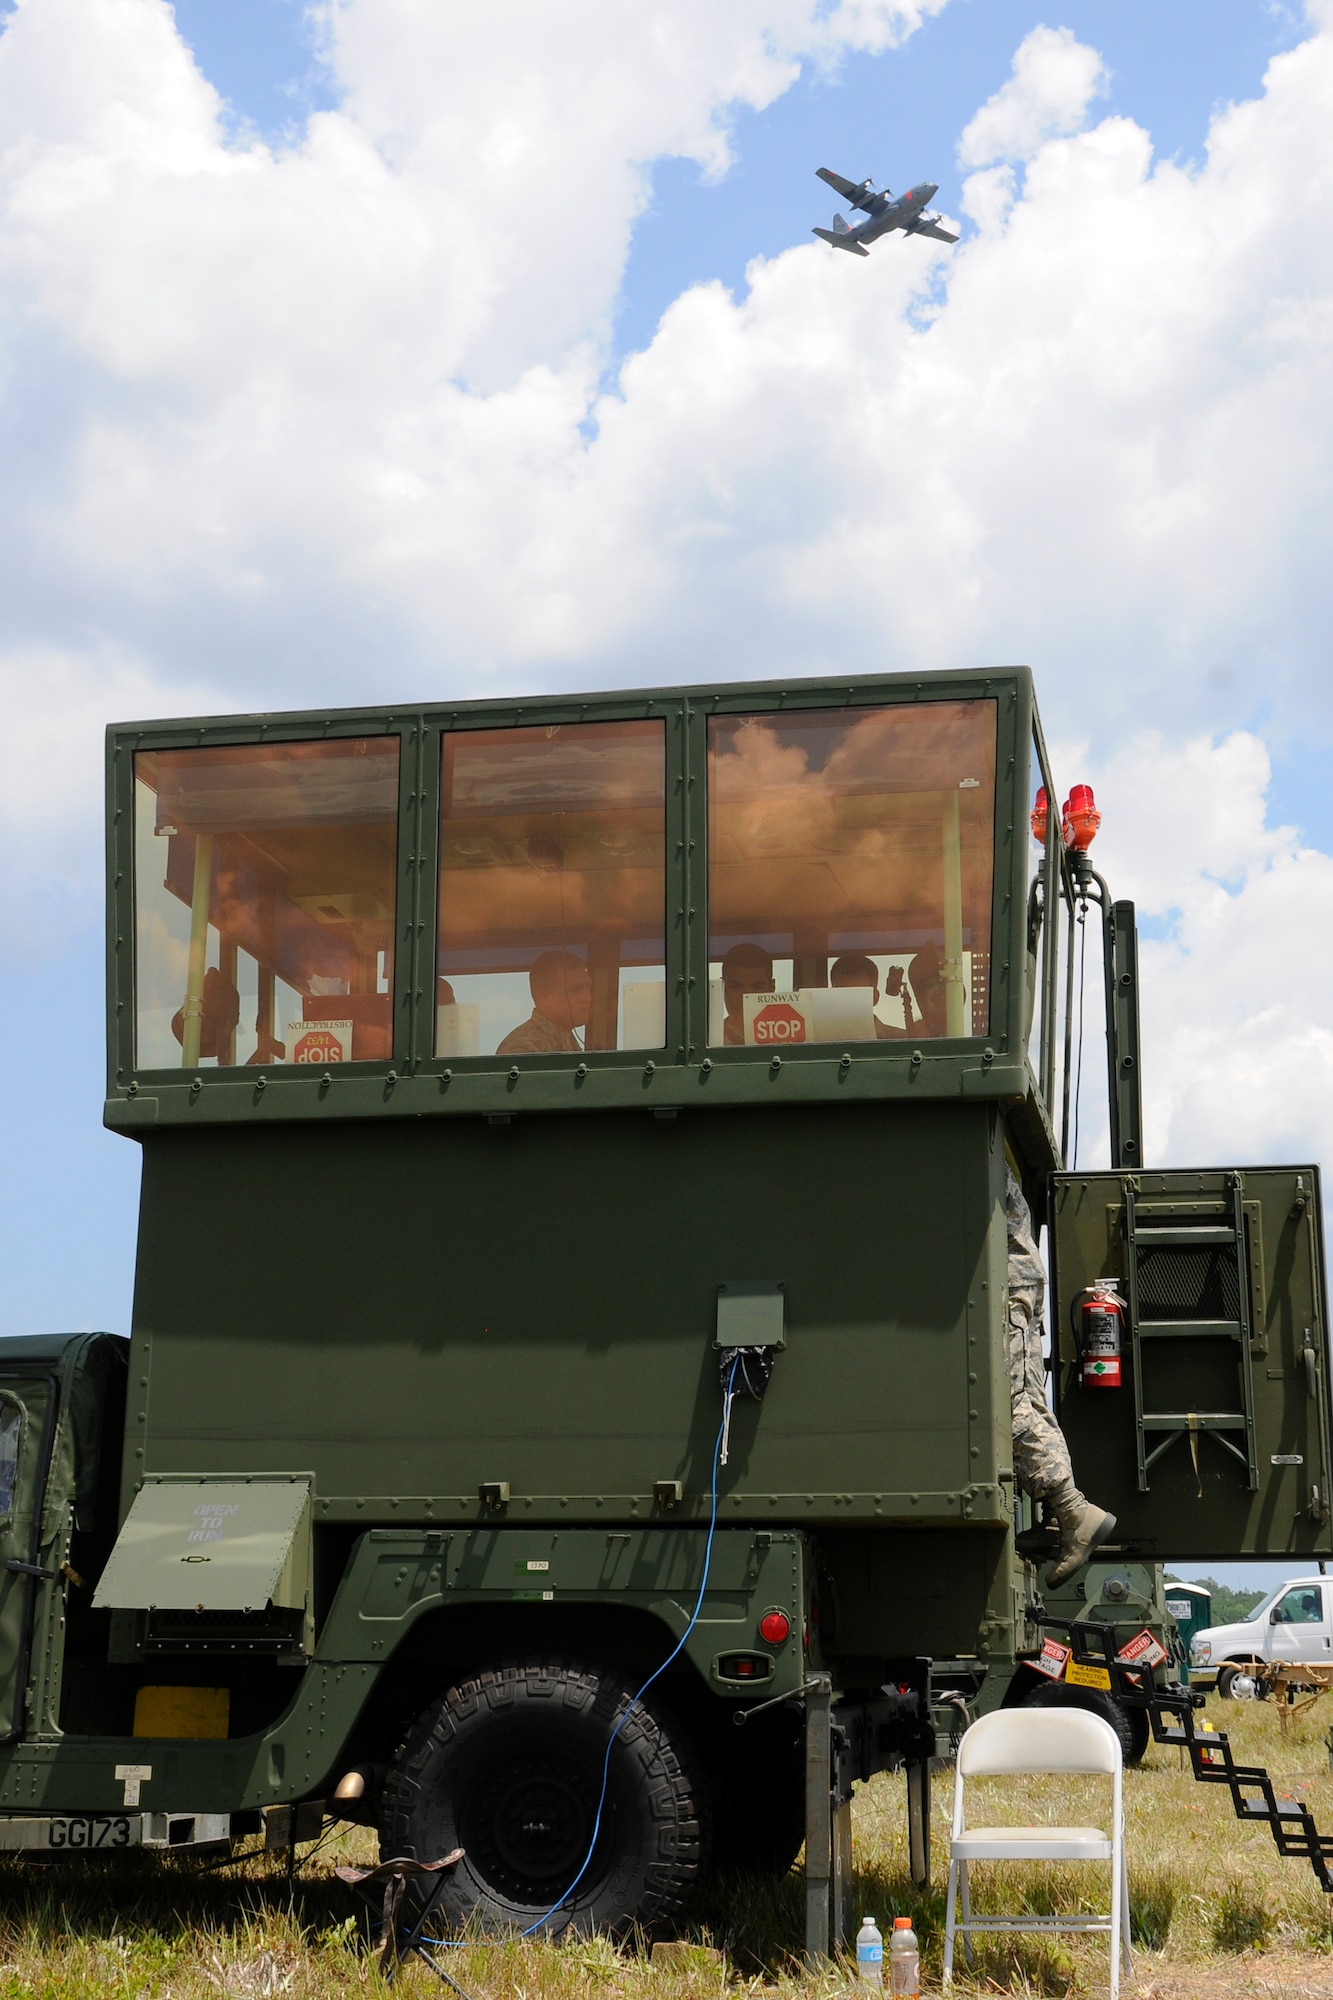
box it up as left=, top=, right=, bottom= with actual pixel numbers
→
left=1005, top=1167, right=1115, bottom=1585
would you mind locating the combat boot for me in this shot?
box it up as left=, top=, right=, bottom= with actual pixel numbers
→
left=1044, top=1478, right=1116, bottom=1587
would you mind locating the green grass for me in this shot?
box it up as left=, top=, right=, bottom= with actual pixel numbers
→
left=4, top=1693, right=1333, bottom=1994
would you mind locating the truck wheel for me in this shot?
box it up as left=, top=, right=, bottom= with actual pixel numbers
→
left=1020, top=1681, right=1148, bottom=1767
left=1217, top=1662, right=1265, bottom=1700
left=378, top=1658, right=708, bottom=1939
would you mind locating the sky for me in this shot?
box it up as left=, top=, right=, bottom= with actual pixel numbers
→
left=1, top=0, right=1332, bottom=1510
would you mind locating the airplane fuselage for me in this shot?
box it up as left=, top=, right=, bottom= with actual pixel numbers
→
left=859, top=182, right=938, bottom=243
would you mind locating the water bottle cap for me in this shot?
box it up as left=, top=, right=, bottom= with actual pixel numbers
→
left=893, top=1917, right=913, bottom=1929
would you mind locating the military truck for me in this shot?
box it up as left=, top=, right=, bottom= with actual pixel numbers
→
left=0, top=668, right=1328, bottom=1950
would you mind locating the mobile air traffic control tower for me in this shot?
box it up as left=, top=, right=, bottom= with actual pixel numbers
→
left=0, top=668, right=1327, bottom=1949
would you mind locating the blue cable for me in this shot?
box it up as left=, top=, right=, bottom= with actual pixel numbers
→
left=421, top=1359, right=737, bottom=1948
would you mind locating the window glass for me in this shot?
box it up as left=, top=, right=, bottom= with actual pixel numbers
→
left=1273, top=1587, right=1324, bottom=1625
left=134, top=739, right=400, bottom=1069
left=1026, top=728, right=1049, bottom=1078
left=707, top=702, right=995, bottom=1047
left=437, top=720, right=666, bottom=1057
left=0, top=1399, right=22, bottom=1521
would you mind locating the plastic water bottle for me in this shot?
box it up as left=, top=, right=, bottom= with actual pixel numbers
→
left=855, top=1915, right=884, bottom=1986
left=888, top=1917, right=919, bottom=1998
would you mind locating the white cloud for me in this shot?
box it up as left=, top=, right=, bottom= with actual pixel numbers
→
left=1049, top=731, right=1333, bottom=1173
left=0, top=645, right=222, bottom=952
left=958, top=25, right=1107, bottom=169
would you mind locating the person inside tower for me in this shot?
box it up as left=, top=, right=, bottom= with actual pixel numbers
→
left=497, top=951, right=593, bottom=1056
left=1006, top=1166, right=1117, bottom=1585
left=720, top=942, right=775, bottom=1046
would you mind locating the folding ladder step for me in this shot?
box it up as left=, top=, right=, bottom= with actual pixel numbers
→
left=1138, top=1319, right=1242, bottom=1340
left=1141, top=1412, right=1247, bottom=1430
left=1130, top=1224, right=1237, bottom=1247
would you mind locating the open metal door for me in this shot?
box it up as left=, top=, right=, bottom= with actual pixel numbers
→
left=0, top=1371, right=58, bottom=1741
left=1050, top=1167, right=1333, bottom=1560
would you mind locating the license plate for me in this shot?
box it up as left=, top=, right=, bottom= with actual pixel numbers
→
left=45, top=1815, right=135, bottom=1850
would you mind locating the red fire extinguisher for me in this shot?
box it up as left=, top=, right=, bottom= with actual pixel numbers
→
left=1073, top=1280, right=1124, bottom=1388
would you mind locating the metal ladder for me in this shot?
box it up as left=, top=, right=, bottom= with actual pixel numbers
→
left=1062, top=1620, right=1333, bottom=1893
left=1124, top=1173, right=1259, bottom=1495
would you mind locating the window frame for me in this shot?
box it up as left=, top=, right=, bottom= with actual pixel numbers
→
left=105, top=670, right=1042, bottom=1131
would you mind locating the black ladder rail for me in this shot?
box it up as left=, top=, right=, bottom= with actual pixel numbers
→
left=1124, top=1173, right=1260, bottom=1495
left=1040, top=1620, right=1333, bottom=1893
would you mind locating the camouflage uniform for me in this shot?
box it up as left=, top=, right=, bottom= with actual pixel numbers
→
left=496, top=1011, right=581, bottom=1056
left=1006, top=1165, right=1074, bottom=1500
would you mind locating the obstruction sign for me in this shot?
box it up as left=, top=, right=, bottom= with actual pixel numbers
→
left=286, top=1019, right=352, bottom=1065
left=745, top=993, right=809, bottom=1046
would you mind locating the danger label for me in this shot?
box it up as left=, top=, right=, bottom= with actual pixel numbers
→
left=1116, top=1628, right=1169, bottom=1668
left=287, top=1019, right=352, bottom=1065
left=1032, top=1637, right=1071, bottom=1680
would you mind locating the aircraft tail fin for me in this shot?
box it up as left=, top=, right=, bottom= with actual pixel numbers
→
left=812, top=227, right=870, bottom=256
left=832, top=212, right=851, bottom=234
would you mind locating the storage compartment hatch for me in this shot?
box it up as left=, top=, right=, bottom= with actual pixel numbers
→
left=93, top=1478, right=311, bottom=1614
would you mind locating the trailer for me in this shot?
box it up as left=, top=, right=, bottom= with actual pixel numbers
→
left=1, top=668, right=1328, bottom=1952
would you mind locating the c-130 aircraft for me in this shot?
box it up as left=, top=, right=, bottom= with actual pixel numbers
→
left=812, top=166, right=959, bottom=255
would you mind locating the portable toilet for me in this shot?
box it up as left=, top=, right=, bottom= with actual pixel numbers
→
left=1163, top=1581, right=1213, bottom=1683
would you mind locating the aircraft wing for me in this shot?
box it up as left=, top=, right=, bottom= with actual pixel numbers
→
left=816, top=167, right=879, bottom=214
left=812, top=227, right=870, bottom=256
left=910, top=219, right=959, bottom=243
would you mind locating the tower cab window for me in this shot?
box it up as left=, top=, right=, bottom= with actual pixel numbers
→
left=706, top=701, right=996, bottom=1047
left=436, top=719, right=667, bottom=1057
left=133, top=738, right=400, bottom=1069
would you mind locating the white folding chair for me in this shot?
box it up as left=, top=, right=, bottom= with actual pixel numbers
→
left=942, top=1707, right=1132, bottom=1998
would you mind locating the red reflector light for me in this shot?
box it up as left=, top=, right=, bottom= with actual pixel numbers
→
left=735, top=1658, right=756, bottom=1676
left=759, top=1611, right=791, bottom=1645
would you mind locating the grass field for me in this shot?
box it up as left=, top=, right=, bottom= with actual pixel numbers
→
left=8, top=1692, right=1333, bottom=1997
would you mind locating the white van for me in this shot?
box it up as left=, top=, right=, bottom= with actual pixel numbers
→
left=1191, top=1576, right=1333, bottom=1697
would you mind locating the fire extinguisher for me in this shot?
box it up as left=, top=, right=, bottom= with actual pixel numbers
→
left=1072, top=1280, right=1124, bottom=1388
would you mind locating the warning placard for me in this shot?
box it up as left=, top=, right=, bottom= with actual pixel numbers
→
left=286, top=1019, right=352, bottom=1065
left=1032, top=1637, right=1071, bottom=1680
left=1116, top=1628, right=1169, bottom=1669
left=1065, top=1660, right=1113, bottom=1691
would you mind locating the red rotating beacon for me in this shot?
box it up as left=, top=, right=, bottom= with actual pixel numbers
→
left=1074, top=1280, right=1124, bottom=1388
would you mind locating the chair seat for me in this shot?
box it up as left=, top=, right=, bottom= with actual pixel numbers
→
left=953, top=1826, right=1114, bottom=1861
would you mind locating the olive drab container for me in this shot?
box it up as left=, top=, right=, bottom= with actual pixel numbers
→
left=0, top=668, right=1327, bottom=1961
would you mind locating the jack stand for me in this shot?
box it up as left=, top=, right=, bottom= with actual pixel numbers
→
left=906, top=1757, right=931, bottom=1889
left=804, top=1674, right=853, bottom=1966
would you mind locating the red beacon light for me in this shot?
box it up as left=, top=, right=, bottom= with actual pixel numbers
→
left=1029, top=786, right=1049, bottom=846
left=759, top=1610, right=791, bottom=1646
left=1062, top=783, right=1101, bottom=853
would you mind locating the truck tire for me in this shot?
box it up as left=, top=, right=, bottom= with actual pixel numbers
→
left=1020, top=1680, right=1149, bottom=1768
left=378, top=1658, right=708, bottom=1939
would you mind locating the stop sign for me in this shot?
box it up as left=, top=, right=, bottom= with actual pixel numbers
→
left=751, top=1002, right=806, bottom=1045
left=292, top=1029, right=347, bottom=1065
